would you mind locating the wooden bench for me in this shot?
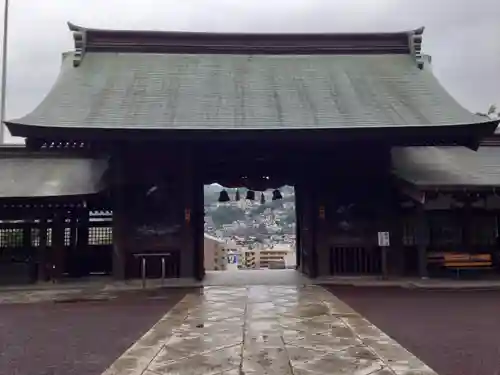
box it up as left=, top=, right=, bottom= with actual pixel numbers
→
left=443, top=253, right=492, bottom=278
left=427, top=252, right=447, bottom=265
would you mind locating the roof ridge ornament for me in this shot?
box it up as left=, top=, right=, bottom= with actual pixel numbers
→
left=68, top=22, right=87, bottom=67
left=64, top=23, right=417, bottom=55
left=408, top=26, right=425, bottom=69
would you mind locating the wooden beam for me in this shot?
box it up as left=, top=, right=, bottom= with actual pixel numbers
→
left=51, top=212, right=65, bottom=282
left=37, top=216, right=48, bottom=282
left=111, top=155, right=126, bottom=280
left=180, top=147, right=196, bottom=279
left=294, top=185, right=302, bottom=271
left=416, top=204, right=428, bottom=278
left=77, top=207, right=90, bottom=255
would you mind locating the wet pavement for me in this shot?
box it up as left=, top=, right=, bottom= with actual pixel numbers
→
left=102, top=285, right=437, bottom=375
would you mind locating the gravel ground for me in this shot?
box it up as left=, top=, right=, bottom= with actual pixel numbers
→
left=327, top=286, right=500, bottom=375
left=0, top=289, right=188, bottom=375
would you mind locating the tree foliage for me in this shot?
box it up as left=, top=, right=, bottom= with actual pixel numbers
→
left=211, top=206, right=246, bottom=227
left=279, top=211, right=296, bottom=226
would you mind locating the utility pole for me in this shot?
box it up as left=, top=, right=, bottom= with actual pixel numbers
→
left=0, top=0, right=9, bottom=144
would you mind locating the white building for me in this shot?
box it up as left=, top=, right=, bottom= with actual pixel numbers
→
left=239, top=244, right=296, bottom=269
left=204, top=234, right=228, bottom=271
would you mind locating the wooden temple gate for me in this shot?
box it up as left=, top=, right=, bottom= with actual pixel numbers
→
left=2, top=144, right=500, bottom=283
left=1, top=23, right=499, bottom=284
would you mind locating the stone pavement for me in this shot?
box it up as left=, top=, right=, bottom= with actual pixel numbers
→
left=102, top=285, right=438, bottom=375
left=4, top=270, right=500, bottom=305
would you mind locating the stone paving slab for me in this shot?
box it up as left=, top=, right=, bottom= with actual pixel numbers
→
left=4, top=270, right=500, bottom=303
left=101, top=285, right=438, bottom=375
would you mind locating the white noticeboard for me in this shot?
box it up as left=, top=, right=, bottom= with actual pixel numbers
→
left=377, top=232, right=390, bottom=247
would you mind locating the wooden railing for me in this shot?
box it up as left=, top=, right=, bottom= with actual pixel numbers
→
left=130, top=251, right=180, bottom=283
left=329, top=246, right=382, bottom=275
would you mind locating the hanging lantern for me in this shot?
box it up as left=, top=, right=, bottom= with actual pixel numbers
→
left=260, top=192, right=266, bottom=204
left=246, top=190, right=255, bottom=201
left=235, top=189, right=240, bottom=201
left=218, top=190, right=230, bottom=202
left=272, top=189, right=283, bottom=201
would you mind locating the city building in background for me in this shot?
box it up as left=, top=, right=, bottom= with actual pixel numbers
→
left=203, top=234, right=227, bottom=271
left=237, top=244, right=295, bottom=270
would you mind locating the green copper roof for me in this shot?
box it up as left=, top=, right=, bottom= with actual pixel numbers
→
left=7, top=52, right=489, bottom=132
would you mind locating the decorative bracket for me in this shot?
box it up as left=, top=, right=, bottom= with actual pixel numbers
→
left=408, top=26, right=425, bottom=69
left=68, top=22, right=86, bottom=67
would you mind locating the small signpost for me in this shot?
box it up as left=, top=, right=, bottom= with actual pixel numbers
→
left=377, top=231, right=390, bottom=247
left=377, top=231, right=390, bottom=280
left=227, top=254, right=237, bottom=265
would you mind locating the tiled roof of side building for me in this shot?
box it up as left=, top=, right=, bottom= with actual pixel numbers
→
left=0, top=151, right=108, bottom=198
left=392, top=145, right=500, bottom=189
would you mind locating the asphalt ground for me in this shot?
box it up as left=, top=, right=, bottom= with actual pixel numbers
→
left=327, top=286, right=500, bottom=375
left=0, top=289, right=188, bottom=375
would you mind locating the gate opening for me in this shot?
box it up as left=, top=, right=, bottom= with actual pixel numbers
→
left=203, top=184, right=297, bottom=273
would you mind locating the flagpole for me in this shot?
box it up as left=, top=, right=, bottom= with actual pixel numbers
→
left=0, top=0, right=9, bottom=144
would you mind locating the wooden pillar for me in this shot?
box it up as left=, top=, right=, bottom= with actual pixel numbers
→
left=416, top=203, right=428, bottom=278
left=77, top=207, right=90, bottom=276
left=294, top=184, right=302, bottom=271
left=298, top=181, right=318, bottom=278
left=295, top=182, right=311, bottom=276
left=315, top=187, right=330, bottom=277
left=112, top=156, right=126, bottom=280
left=462, top=197, right=473, bottom=252
left=374, top=201, right=390, bottom=279
left=69, top=209, right=78, bottom=249
left=192, top=172, right=205, bottom=281
left=380, top=247, right=389, bottom=279
left=310, top=188, right=318, bottom=279
left=22, top=224, right=31, bottom=249
left=77, top=208, right=90, bottom=252
left=21, top=223, right=33, bottom=282
left=64, top=209, right=77, bottom=277
left=37, top=216, right=48, bottom=281
left=112, top=209, right=126, bottom=280
left=69, top=208, right=78, bottom=255
left=180, top=147, right=196, bottom=279
left=386, top=205, right=405, bottom=277
left=51, top=212, right=65, bottom=281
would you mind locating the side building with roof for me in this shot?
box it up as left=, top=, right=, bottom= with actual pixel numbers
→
left=0, top=23, right=499, bottom=284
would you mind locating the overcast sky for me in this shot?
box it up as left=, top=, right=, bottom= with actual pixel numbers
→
left=2, top=0, right=499, bottom=142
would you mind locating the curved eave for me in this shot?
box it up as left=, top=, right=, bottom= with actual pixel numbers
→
left=421, top=185, right=500, bottom=192
left=395, top=176, right=500, bottom=193
left=6, top=120, right=498, bottom=148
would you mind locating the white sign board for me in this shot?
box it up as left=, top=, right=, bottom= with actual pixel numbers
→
left=377, top=232, right=390, bottom=247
